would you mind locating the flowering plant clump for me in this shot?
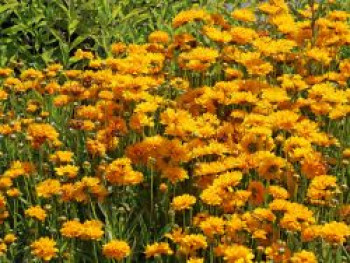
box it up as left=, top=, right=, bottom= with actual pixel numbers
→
left=0, top=0, right=349, bottom=262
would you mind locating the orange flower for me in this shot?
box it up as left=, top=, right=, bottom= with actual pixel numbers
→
left=248, top=181, right=266, bottom=205
left=103, top=240, right=130, bottom=260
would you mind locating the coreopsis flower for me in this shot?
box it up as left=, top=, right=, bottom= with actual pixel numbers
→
left=0, top=193, right=7, bottom=208
left=255, top=151, right=285, bottom=180
left=171, top=194, right=196, bottom=211
left=80, top=220, right=104, bottom=240
left=278, top=74, right=308, bottom=91
left=172, top=9, right=211, bottom=28
left=265, top=242, right=291, bottom=263
left=343, top=148, right=350, bottom=159
left=178, top=234, right=207, bottom=255
left=247, top=181, right=266, bottom=205
left=253, top=208, right=276, bottom=222
left=178, top=47, right=219, bottom=71
left=230, top=27, right=258, bottom=44
left=258, top=1, right=288, bottom=15
left=54, top=165, right=79, bottom=179
left=49, top=151, right=74, bottom=163
left=306, top=47, right=332, bottom=65
left=102, top=240, right=131, bottom=260
left=225, top=68, right=243, bottom=80
left=200, top=187, right=223, bottom=206
left=53, top=95, right=70, bottom=107
left=0, top=68, right=13, bottom=77
left=203, top=26, right=232, bottom=43
left=301, top=154, right=328, bottom=179
left=144, top=242, right=173, bottom=258
left=25, top=206, right=47, bottom=222
left=3, top=161, right=34, bottom=179
left=27, top=123, right=60, bottom=148
left=36, top=179, right=61, bottom=198
left=105, top=158, right=143, bottom=186
left=20, top=68, right=44, bottom=80
left=339, top=205, right=350, bottom=222
left=284, top=136, right=313, bottom=161
left=74, top=49, right=94, bottom=60
left=320, top=221, right=350, bottom=244
left=0, top=176, right=12, bottom=189
left=253, top=38, right=297, bottom=57
left=0, top=90, right=8, bottom=100
left=162, top=166, right=189, bottom=184
left=60, top=220, right=83, bottom=238
left=4, top=234, right=17, bottom=244
left=301, top=225, right=322, bottom=242
left=86, top=139, right=106, bottom=156
left=291, top=250, right=317, bottom=263
left=307, top=175, right=338, bottom=205
left=0, top=242, right=7, bottom=256
left=148, top=31, right=170, bottom=44
left=240, top=132, right=274, bottom=154
left=268, top=186, right=289, bottom=200
left=187, top=258, right=204, bottom=263
left=199, top=216, right=225, bottom=238
left=225, top=214, right=245, bottom=238
left=231, top=8, right=256, bottom=22
left=281, top=202, right=315, bottom=231
left=111, top=42, right=126, bottom=54
left=30, top=237, right=58, bottom=261
left=223, top=245, right=254, bottom=263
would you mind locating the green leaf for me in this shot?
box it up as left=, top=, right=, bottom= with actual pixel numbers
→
left=0, top=3, right=18, bottom=14
left=70, top=35, right=90, bottom=50
left=68, top=19, right=80, bottom=36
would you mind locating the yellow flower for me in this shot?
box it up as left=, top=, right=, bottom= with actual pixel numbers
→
left=230, top=27, right=258, bottom=44
left=178, top=234, right=207, bottom=255
left=25, top=206, right=47, bottom=222
left=203, top=26, right=232, bottom=43
left=27, top=123, right=60, bottom=148
left=306, top=47, right=331, bottom=65
left=187, top=258, right=204, bottom=263
left=111, top=42, right=126, bottom=54
left=232, top=8, right=256, bottom=22
left=148, top=31, right=170, bottom=44
left=0, top=68, right=13, bottom=77
left=178, top=47, right=219, bottom=71
left=103, top=240, right=131, bottom=260
left=49, top=151, right=74, bottom=163
left=199, top=216, right=225, bottom=238
left=4, top=234, right=17, bottom=244
left=60, top=220, right=83, bottom=238
left=144, top=242, right=173, bottom=258
left=74, top=49, right=94, bottom=60
left=0, top=90, right=8, bottom=100
left=36, top=179, right=61, bottom=198
left=30, top=237, right=58, bottom=261
left=343, top=148, right=350, bottom=159
left=268, top=186, right=289, bottom=200
left=171, top=194, right=196, bottom=211
left=105, top=158, right=144, bottom=186
left=55, top=165, right=79, bottom=178
left=307, top=175, right=338, bottom=206
left=223, top=245, right=254, bottom=263
left=291, top=250, right=317, bottom=263
left=320, top=221, right=350, bottom=244
left=80, top=220, right=104, bottom=240
left=0, top=242, right=7, bottom=256
left=172, top=9, right=211, bottom=28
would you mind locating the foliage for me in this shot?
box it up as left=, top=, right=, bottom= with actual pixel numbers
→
left=0, top=0, right=226, bottom=68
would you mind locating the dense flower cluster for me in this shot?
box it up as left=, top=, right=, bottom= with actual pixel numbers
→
left=0, top=0, right=349, bottom=262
